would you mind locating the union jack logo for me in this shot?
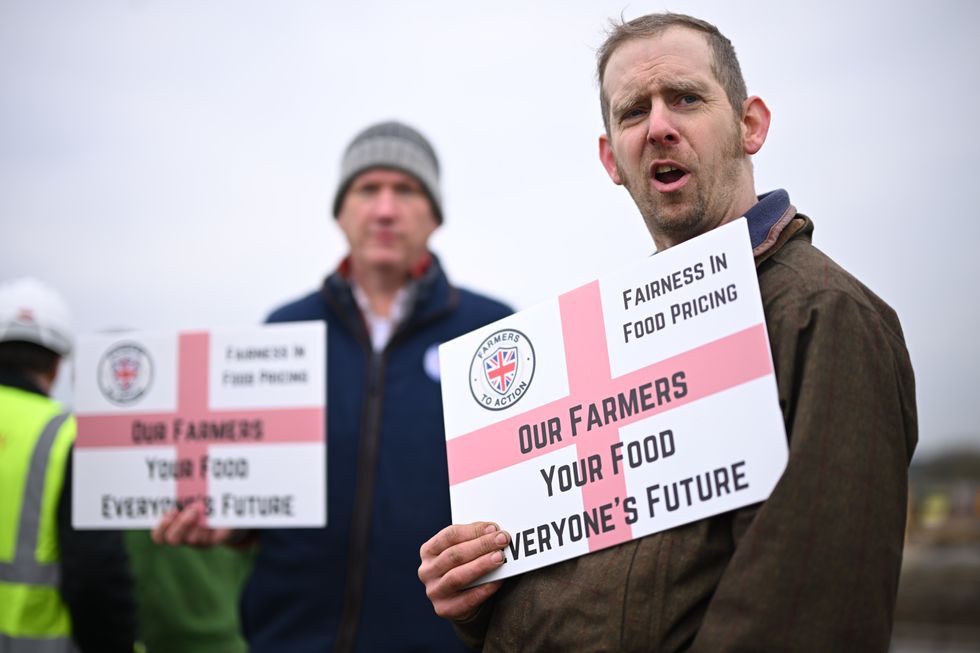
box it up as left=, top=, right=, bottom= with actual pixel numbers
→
left=112, top=357, right=140, bottom=391
left=98, top=342, right=153, bottom=405
left=484, top=347, right=518, bottom=395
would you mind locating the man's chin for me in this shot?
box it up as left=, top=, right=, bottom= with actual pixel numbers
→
left=358, top=251, right=411, bottom=273
left=644, top=207, right=706, bottom=245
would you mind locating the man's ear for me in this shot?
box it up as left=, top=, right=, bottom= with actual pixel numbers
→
left=598, top=134, right=624, bottom=185
left=741, top=96, right=771, bottom=155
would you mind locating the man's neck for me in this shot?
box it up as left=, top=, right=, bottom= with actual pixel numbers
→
left=713, top=187, right=761, bottom=237
left=0, top=366, right=55, bottom=397
left=347, top=264, right=420, bottom=353
left=28, top=369, right=54, bottom=395
left=348, top=265, right=409, bottom=318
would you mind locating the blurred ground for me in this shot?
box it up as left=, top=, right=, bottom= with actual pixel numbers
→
left=890, top=448, right=980, bottom=653
left=891, top=544, right=980, bottom=652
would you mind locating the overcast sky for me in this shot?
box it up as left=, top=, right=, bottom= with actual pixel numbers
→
left=2, top=1, right=978, bottom=460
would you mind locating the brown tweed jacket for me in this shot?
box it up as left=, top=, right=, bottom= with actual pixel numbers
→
left=454, top=209, right=917, bottom=652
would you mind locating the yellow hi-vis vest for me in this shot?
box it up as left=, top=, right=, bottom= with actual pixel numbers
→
left=0, top=384, right=77, bottom=653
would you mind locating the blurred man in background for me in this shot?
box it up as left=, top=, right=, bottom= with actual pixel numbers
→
left=0, top=277, right=136, bottom=652
left=155, top=121, right=511, bottom=652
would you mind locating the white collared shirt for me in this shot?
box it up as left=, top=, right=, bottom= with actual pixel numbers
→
left=351, top=282, right=414, bottom=352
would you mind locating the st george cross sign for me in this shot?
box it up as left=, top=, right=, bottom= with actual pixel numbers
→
left=439, top=219, right=788, bottom=582
left=72, top=321, right=326, bottom=529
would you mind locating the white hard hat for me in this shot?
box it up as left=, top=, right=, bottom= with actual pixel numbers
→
left=0, top=277, right=73, bottom=356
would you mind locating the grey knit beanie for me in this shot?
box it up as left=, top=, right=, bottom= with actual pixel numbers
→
left=332, top=121, right=443, bottom=223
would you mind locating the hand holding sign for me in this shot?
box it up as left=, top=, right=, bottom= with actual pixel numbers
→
left=418, top=522, right=510, bottom=621
left=151, top=500, right=235, bottom=548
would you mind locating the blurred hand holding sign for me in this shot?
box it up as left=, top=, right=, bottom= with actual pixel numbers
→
left=73, top=322, right=326, bottom=529
left=440, top=219, right=788, bottom=582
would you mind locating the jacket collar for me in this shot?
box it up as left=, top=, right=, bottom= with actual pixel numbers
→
left=322, top=252, right=456, bottom=337
left=336, top=252, right=434, bottom=281
left=744, top=189, right=811, bottom=265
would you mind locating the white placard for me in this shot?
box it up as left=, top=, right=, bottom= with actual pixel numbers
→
left=73, top=321, right=326, bottom=529
left=440, top=219, right=788, bottom=582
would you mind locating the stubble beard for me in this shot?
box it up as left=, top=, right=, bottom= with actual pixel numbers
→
left=621, top=122, right=746, bottom=248
left=645, top=190, right=709, bottom=246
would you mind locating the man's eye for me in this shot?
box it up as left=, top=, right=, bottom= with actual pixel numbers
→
left=395, top=184, right=422, bottom=196
left=621, top=107, right=647, bottom=121
left=678, top=94, right=700, bottom=106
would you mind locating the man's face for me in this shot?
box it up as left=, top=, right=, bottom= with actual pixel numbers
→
left=599, top=28, right=756, bottom=249
left=336, top=168, right=438, bottom=274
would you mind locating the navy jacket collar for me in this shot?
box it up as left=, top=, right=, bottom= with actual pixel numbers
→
left=744, top=189, right=791, bottom=249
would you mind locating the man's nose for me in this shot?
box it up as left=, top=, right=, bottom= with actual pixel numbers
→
left=646, top=104, right=680, bottom=146
left=370, top=187, right=399, bottom=219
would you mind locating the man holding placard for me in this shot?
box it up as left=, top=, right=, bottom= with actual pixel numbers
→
left=154, top=121, right=510, bottom=652
left=419, top=13, right=916, bottom=652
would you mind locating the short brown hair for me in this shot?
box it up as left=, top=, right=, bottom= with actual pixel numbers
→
left=596, top=12, right=747, bottom=133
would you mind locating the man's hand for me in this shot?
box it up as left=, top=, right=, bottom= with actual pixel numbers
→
left=151, top=500, right=234, bottom=547
left=418, top=522, right=510, bottom=621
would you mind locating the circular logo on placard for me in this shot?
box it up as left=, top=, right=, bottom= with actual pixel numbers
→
left=469, top=329, right=535, bottom=411
left=98, top=342, right=153, bottom=405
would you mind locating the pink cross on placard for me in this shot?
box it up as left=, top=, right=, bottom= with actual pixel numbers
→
left=76, top=332, right=324, bottom=526
left=446, top=281, right=773, bottom=552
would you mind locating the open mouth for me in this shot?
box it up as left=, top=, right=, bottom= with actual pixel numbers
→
left=653, top=164, right=687, bottom=185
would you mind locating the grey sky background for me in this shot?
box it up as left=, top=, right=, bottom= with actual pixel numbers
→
left=2, top=1, right=978, bottom=460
